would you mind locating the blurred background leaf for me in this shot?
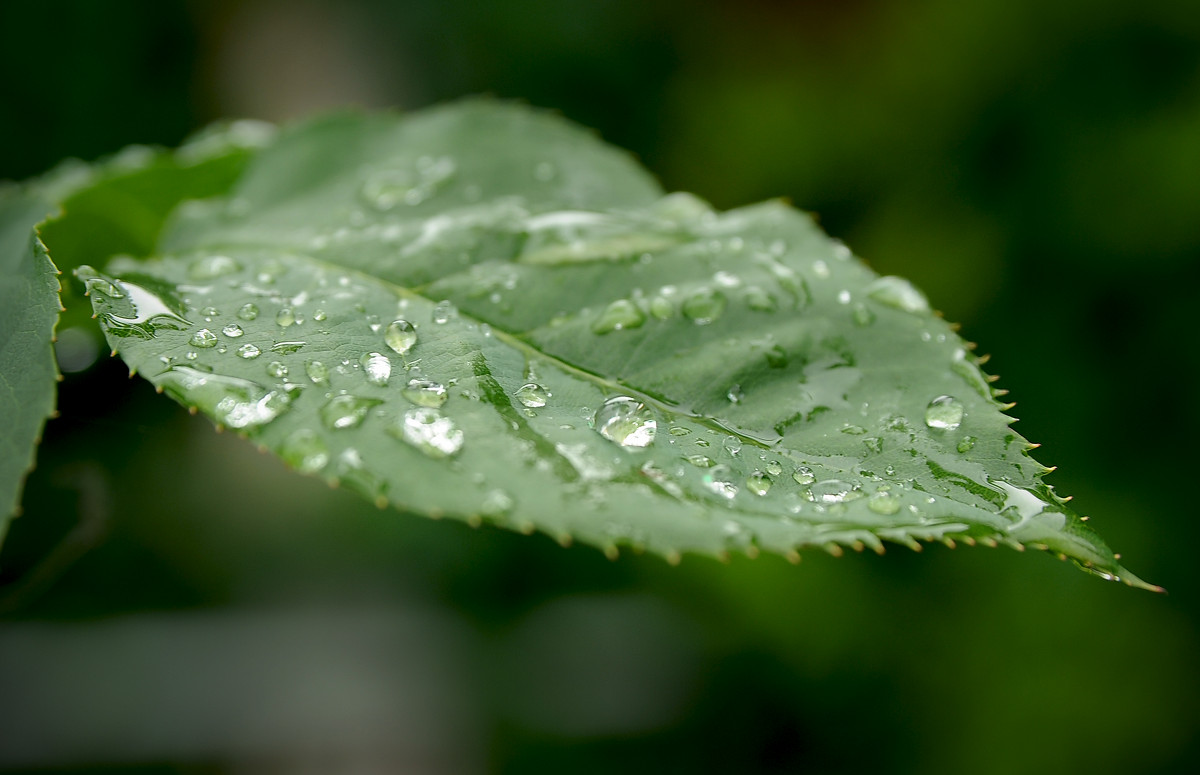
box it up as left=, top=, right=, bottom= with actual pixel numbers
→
left=1, top=0, right=1196, bottom=773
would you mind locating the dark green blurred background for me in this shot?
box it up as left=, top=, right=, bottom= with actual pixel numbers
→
left=1, top=1, right=1197, bottom=772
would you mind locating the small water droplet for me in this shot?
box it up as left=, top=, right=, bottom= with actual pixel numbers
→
left=808, top=480, right=862, bottom=503
left=200, top=306, right=220, bottom=319
left=237, top=303, right=259, bottom=321
left=514, top=383, right=550, bottom=408
left=864, top=437, right=883, bottom=453
left=189, top=255, right=241, bottom=280
left=237, top=344, right=261, bottom=359
left=852, top=302, right=875, bottom=327
left=222, top=324, right=244, bottom=338
left=868, top=276, right=930, bottom=315
left=957, top=435, right=977, bottom=453
left=743, top=285, right=777, bottom=312
left=402, top=378, right=448, bottom=408
left=431, top=300, right=458, bottom=324
left=668, top=426, right=691, bottom=437
left=320, top=394, right=381, bottom=430
left=813, top=260, right=830, bottom=279
left=279, top=429, right=329, bottom=474
left=305, top=360, right=329, bottom=383
left=276, top=308, right=297, bottom=328
left=924, top=395, right=964, bottom=430
left=266, top=361, right=288, bottom=378
left=360, top=352, right=392, bottom=386
left=313, top=309, right=327, bottom=322
left=746, top=472, right=772, bottom=496
left=685, top=454, right=715, bottom=467
left=868, top=491, right=901, bottom=515
left=765, top=461, right=783, bottom=476
left=390, top=407, right=464, bottom=458
left=713, top=270, right=741, bottom=288
left=270, top=341, right=305, bottom=354
left=792, top=466, right=815, bottom=485
left=681, top=287, right=726, bottom=325
left=726, top=385, right=744, bottom=404
left=385, top=319, right=417, bottom=354
left=481, top=489, right=515, bottom=517
left=649, top=296, right=674, bottom=319
left=704, top=465, right=738, bottom=499
left=594, top=396, right=656, bottom=448
left=723, top=435, right=742, bottom=456
left=592, top=299, right=645, bottom=334
left=190, top=329, right=218, bottom=348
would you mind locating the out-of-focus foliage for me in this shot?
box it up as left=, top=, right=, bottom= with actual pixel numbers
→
left=0, top=1, right=1195, bottom=773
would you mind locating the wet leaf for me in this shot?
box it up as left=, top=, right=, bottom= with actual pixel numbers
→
left=0, top=187, right=61, bottom=539
left=69, top=101, right=1155, bottom=589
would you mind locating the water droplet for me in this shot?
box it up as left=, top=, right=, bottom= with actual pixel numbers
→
left=157, top=366, right=292, bottom=430
left=594, top=396, right=656, bottom=448
left=723, top=436, right=742, bottom=456
left=591, top=299, right=645, bottom=334
left=713, top=271, right=741, bottom=288
left=649, top=296, right=674, bottom=320
left=807, top=480, right=862, bottom=503
left=743, top=286, right=777, bottom=312
left=685, top=454, right=715, bottom=467
left=852, top=302, right=875, bottom=327
left=837, top=289, right=851, bottom=304
left=360, top=352, right=392, bottom=386
left=305, top=360, right=329, bottom=383
left=390, top=407, right=464, bottom=458
left=201, top=306, right=220, bottom=319
left=957, top=435, right=977, bottom=453
left=765, top=461, right=783, bottom=476
left=385, top=319, right=417, bottom=354
left=266, top=361, right=288, bottom=378
left=222, top=324, right=244, bottom=338
left=275, top=307, right=296, bottom=327
left=189, top=255, right=241, bottom=280
left=270, top=341, right=305, bottom=354
left=279, top=429, right=329, bottom=474
left=402, top=378, right=448, bottom=408
left=190, top=329, right=218, bottom=348
left=514, top=383, right=550, bottom=408
left=746, top=472, right=772, bottom=496
left=864, top=437, right=883, bottom=453
left=681, top=287, right=726, bottom=325
left=812, top=260, right=830, bottom=279
left=319, top=394, right=381, bottom=430
left=481, top=489, right=515, bottom=517
left=704, top=465, right=738, bottom=499
left=313, top=309, right=327, bottom=322
left=726, top=385, right=744, bottom=404
left=431, top=300, right=458, bottom=324
left=868, top=491, right=901, bottom=515
left=868, top=276, right=930, bottom=315
left=237, top=344, right=261, bottom=359
left=238, top=303, right=259, bottom=321
left=668, top=426, right=691, bottom=437
left=792, top=466, right=815, bottom=485
left=924, top=395, right=964, bottom=430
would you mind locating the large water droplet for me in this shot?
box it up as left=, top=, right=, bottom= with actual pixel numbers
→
left=360, top=352, right=392, bottom=386
left=190, top=329, right=218, bottom=348
left=275, top=307, right=296, bottom=327
left=266, top=361, right=288, bottom=379
left=594, top=396, right=656, bottom=448
left=592, top=299, right=646, bottom=334
left=792, top=466, right=815, bottom=485
left=924, top=395, right=964, bottom=430
left=402, top=378, right=448, bottom=408
left=390, top=407, right=464, bottom=458
left=237, top=303, right=259, bottom=321
left=385, top=319, right=417, bottom=355
left=237, top=343, right=261, bottom=359
left=189, top=255, right=241, bottom=280
left=320, top=394, right=381, bottom=430
left=807, top=480, right=862, bottom=503
left=957, top=435, right=977, bottom=453
left=867, top=276, right=930, bottom=315
left=90, top=277, right=191, bottom=337
left=157, top=366, right=292, bottom=430
left=514, top=383, right=550, bottom=408
left=681, top=287, right=726, bottom=325
left=222, top=324, right=244, bottom=338
left=279, top=429, right=329, bottom=474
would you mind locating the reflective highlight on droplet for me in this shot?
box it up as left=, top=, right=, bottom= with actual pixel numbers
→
left=594, top=396, right=656, bottom=448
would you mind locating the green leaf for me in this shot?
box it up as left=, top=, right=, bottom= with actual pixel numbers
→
left=71, top=101, right=1155, bottom=589
left=0, top=186, right=61, bottom=538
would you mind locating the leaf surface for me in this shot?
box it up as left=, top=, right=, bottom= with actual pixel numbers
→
left=74, top=101, right=1154, bottom=588
left=0, top=187, right=60, bottom=539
